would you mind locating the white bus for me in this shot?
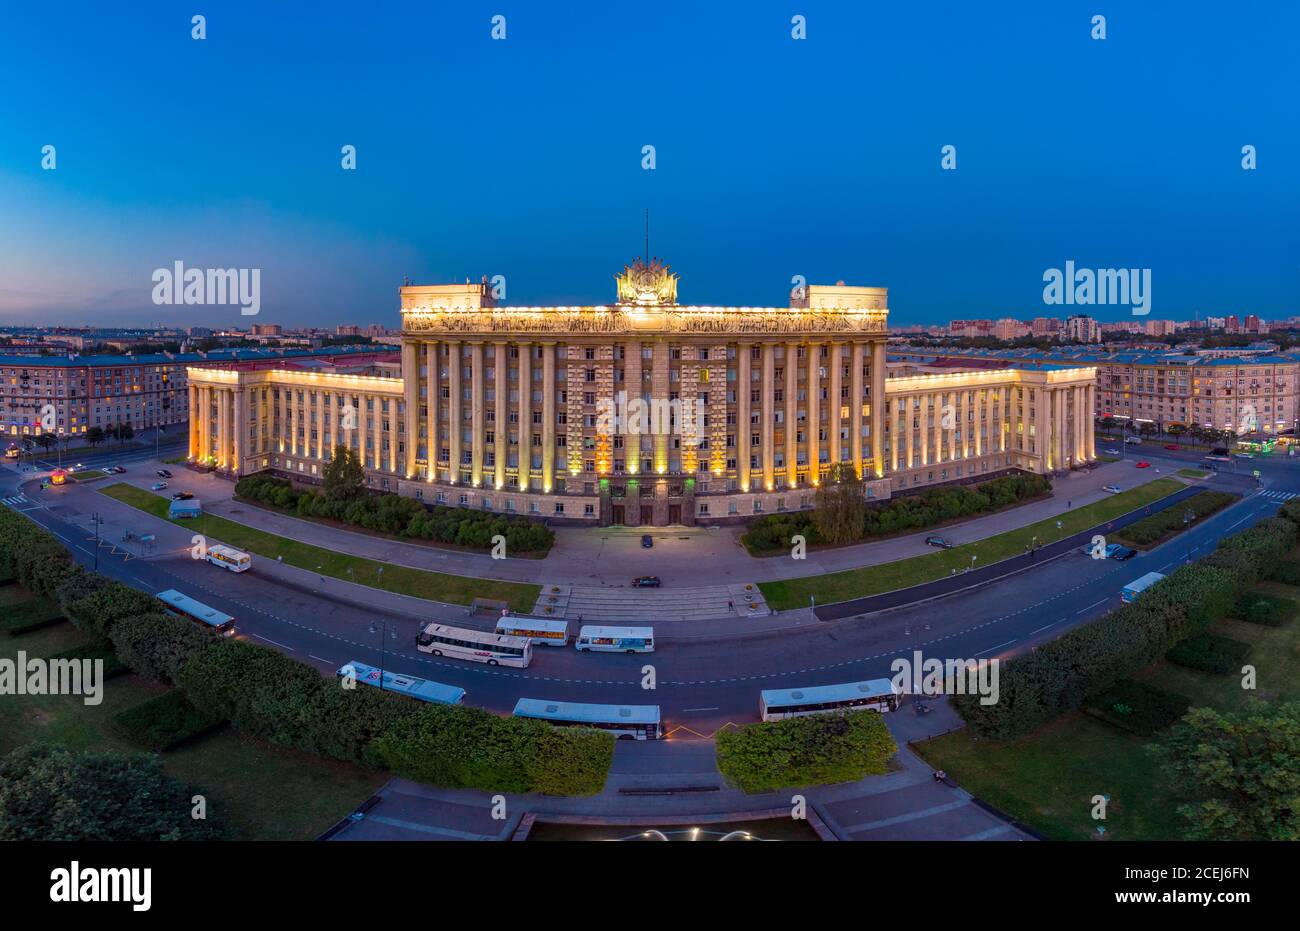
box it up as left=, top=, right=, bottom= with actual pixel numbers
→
left=760, top=678, right=901, bottom=721
left=416, top=622, right=532, bottom=667
left=1121, top=571, right=1166, bottom=604
left=575, top=625, right=655, bottom=653
left=494, top=615, right=570, bottom=647
left=156, top=589, right=236, bottom=636
left=512, top=698, right=663, bottom=740
left=206, top=543, right=251, bottom=573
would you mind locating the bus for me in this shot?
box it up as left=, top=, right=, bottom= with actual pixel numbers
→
left=156, top=588, right=236, bottom=636
left=416, top=622, right=532, bottom=667
left=494, top=615, right=569, bottom=647
left=337, top=660, right=465, bottom=705
left=3, top=443, right=18, bottom=459
left=759, top=678, right=901, bottom=722
left=512, top=698, right=663, bottom=740
left=206, top=543, right=251, bottom=573
left=1121, top=571, right=1166, bottom=604
left=575, top=625, right=655, bottom=653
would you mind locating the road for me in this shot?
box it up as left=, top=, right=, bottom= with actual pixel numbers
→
left=2, top=439, right=1294, bottom=737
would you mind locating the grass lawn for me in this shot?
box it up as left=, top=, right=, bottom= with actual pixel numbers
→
left=1177, top=468, right=1210, bottom=478
left=70, top=469, right=108, bottom=482
left=916, top=578, right=1300, bottom=840
left=0, top=611, right=385, bottom=840
left=760, top=478, right=1183, bottom=611
left=98, top=482, right=540, bottom=612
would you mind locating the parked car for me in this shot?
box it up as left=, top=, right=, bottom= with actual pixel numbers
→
left=1102, top=484, right=1122, bottom=494
left=640, top=534, right=653, bottom=549
left=1103, top=448, right=1120, bottom=456
left=156, top=469, right=172, bottom=477
left=112, top=465, right=127, bottom=473
left=924, top=535, right=955, bottom=549
left=1124, top=437, right=1142, bottom=445
left=1135, top=460, right=1151, bottom=469
left=632, top=576, right=661, bottom=588
left=170, top=491, right=193, bottom=500
left=1106, top=544, right=1137, bottom=561
left=1237, top=452, right=1255, bottom=459
left=1164, top=443, right=1181, bottom=450
left=151, top=481, right=168, bottom=490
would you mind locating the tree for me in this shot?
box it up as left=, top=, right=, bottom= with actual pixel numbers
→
left=1167, top=423, right=1186, bottom=444
left=322, top=445, right=365, bottom=504
left=1153, top=702, right=1300, bottom=841
left=85, top=426, right=105, bottom=447
left=34, top=434, right=56, bottom=452
left=117, top=421, right=134, bottom=442
left=812, top=462, right=868, bottom=546
left=0, top=744, right=224, bottom=841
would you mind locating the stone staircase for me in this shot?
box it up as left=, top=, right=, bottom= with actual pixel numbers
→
left=531, top=581, right=769, bottom=622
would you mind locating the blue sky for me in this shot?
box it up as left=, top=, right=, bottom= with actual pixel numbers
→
left=0, top=0, right=1296, bottom=328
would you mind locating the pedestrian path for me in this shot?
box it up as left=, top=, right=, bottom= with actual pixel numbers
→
left=1261, top=489, right=1299, bottom=501
left=533, top=581, right=771, bottom=622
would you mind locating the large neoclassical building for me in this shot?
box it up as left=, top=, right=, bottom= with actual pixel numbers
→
left=188, top=261, right=1096, bottom=526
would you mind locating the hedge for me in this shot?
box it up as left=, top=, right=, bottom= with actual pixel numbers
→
left=65, top=583, right=160, bottom=640
left=715, top=711, right=897, bottom=793
left=743, top=472, right=1050, bottom=552
left=954, top=514, right=1297, bottom=738
left=0, top=599, right=66, bottom=636
left=1268, top=560, right=1300, bottom=586
left=235, top=474, right=554, bottom=555
left=109, top=612, right=218, bottom=685
left=1082, top=679, right=1191, bottom=736
left=1115, top=491, right=1235, bottom=547
left=1166, top=633, right=1253, bottom=675
left=112, top=690, right=225, bottom=751
left=1229, top=591, right=1294, bottom=627
left=48, top=641, right=128, bottom=680
left=369, top=703, right=614, bottom=796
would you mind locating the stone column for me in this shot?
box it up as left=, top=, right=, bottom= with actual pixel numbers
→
left=785, top=342, right=798, bottom=487
left=871, top=339, right=886, bottom=477
left=232, top=387, right=243, bottom=475
left=827, top=341, right=841, bottom=472
left=904, top=395, right=914, bottom=470
left=370, top=395, right=383, bottom=472
left=493, top=341, right=507, bottom=489
left=625, top=341, right=642, bottom=476
left=1087, top=384, right=1096, bottom=459
left=761, top=342, right=775, bottom=490
left=850, top=342, right=864, bottom=476
left=402, top=340, right=418, bottom=478
left=188, top=385, right=199, bottom=459
left=425, top=341, right=438, bottom=481
left=737, top=342, right=751, bottom=491
left=470, top=342, right=484, bottom=486
left=315, top=389, right=325, bottom=462
left=517, top=342, right=531, bottom=491
left=542, top=342, right=556, bottom=493
left=447, top=342, right=461, bottom=484
left=652, top=341, right=670, bottom=474
left=920, top=391, right=930, bottom=466
left=807, top=344, right=820, bottom=482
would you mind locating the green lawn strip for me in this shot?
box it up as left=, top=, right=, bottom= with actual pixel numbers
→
left=98, top=482, right=540, bottom=612
left=70, top=470, right=108, bottom=482
left=915, top=579, right=1300, bottom=840
left=1113, top=490, right=1236, bottom=549
left=760, top=478, right=1184, bottom=611
left=1176, top=468, right=1210, bottom=478
left=0, top=620, right=383, bottom=840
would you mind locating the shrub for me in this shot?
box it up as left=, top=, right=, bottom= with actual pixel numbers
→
left=0, top=599, right=66, bottom=636
left=715, top=711, right=897, bottom=793
left=1116, top=491, right=1235, bottom=546
left=1166, top=633, right=1252, bottom=675
left=48, top=640, right=128, bottom=680
left=64, top=582, right=160, bottom=639
left=1083, top=679, right=1191, bottom=736
left=1268, top=561, right=1300, bottom=586
left=112, top=690, right=225, bottom=751
left=1230, top=591, right=1294, bottom=627
left=109, top=612, right=218, bottom=684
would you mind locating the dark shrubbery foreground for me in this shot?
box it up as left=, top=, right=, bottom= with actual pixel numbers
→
left=716, top=711, right=897, bottom=793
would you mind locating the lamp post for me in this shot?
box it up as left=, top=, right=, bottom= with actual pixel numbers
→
left=90, top=512, right=104, bottom=571
left=1184, top=509, right=1196, bottom=562
left=367, top=620, right=399, bottom=690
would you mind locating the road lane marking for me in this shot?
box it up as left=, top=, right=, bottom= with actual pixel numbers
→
left=1074, top=599, right=1108, bottom=615
left=309, top=655, right=335, bottom=665
left=250, top=633, right=295, bottom=651
left=682, top=706, right=719, bottom=712
left=974, top=639, right=1015, bottom=657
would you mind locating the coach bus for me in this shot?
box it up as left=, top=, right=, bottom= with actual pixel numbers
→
left=416, top=622, right=532, bottom=667
left=206, top=543, right=251, bottom=573
left=337, top=660, right=465, bottom=705
left=512, top=698, right=663, bottom=740
left=494, top=616, right=569, bottom=647
left=156, top=588, right=236, bottom=636
left=759, top=678, right=901, bottom=722
left=574, top=625, right=655, bottom=653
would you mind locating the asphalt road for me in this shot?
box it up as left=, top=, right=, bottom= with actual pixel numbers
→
left=3, top=440, right=1294, bottom=736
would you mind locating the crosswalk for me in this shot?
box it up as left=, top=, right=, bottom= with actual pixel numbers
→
left=1261, top=490, right=1299, bottom=501
left=1, top=493, right=39, bottom=511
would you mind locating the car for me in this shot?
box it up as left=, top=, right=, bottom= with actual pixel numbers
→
left=1135, top=460, right=1151, bottom=469
left=1105, top=544, right=1137, bottom=561
left=151, top=481, right=168, bottom=490
left=1164, top=443, right=1181, bottom=450
left=632, top=576, right=661, bottom=588
left=73, top=463, right=84, bottom=470
left=1204, top=462, right=1218, bottom=471
left=640, top=534, right=653, bottom=548
left=1102, top=484, right=1122, bottom=494
left=112, top=465, right=127, bottom=473
left=1236, top=452, right=1255, bottom=459
left=1124, top=437, right=1142, bottom=445
left=925, top=535, right=955, bottom=548
left=170, top=491, right=193, bottom=500
left=1103, top=448, right=1120, bottom=456
left=156, top=469, right=172, bottom=477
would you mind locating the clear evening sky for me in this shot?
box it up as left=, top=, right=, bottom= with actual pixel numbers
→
left=0, top=1, right=1296, bottom=328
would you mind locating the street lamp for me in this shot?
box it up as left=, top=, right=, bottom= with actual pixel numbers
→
left=367, top=620, right=399, bottom=690
left=90, top=512, right=104, bottom=571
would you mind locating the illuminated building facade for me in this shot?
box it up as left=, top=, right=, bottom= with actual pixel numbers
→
left=188, top=263, right=1097, bottom=526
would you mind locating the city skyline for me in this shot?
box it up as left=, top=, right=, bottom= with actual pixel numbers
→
left=2, top=1, right=1297, bottom=328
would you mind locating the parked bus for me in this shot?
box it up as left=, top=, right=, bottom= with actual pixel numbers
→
left=760, top=678, right=901, bottom=722
left=494, top=615, right=569, bottom=647
left=206, top=543, right=251, bottom=573
left=512, top=698, right=663, bottom=740
left=416, top=622, right=532, bottom=667
left=337, top=660, right=465, bottom=705
left=1121, top=571, right=1166, bottom=604
left=575, top=625, right=655, bottom=653
left=156, top=588, right=236, bottom=636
